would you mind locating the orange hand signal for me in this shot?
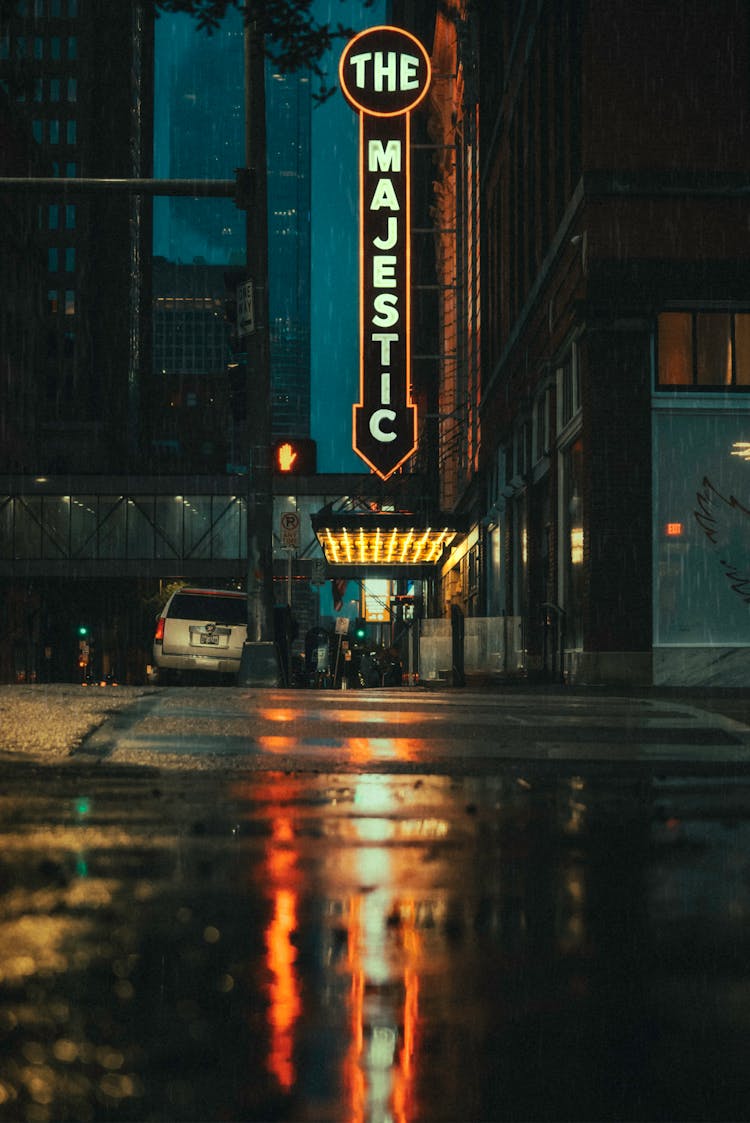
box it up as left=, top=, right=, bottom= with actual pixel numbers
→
left=278, top=442, right=298, bottom=472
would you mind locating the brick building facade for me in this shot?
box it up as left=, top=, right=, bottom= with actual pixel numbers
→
left=428, top=0, right=750, bottom=684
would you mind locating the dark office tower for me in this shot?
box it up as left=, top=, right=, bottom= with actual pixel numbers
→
left=0, top=88, right=48, bottom=472
left=150, top=255, right=231, bottom=471
left=266, top=66, right=311, bottom=441
left=0, top=0, right=154, bottom=474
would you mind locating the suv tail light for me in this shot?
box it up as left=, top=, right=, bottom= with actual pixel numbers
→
left=154, top=617, right=165, bottom=644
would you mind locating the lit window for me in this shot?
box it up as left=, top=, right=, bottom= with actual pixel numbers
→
left=658, top=313, right=691, bottom=385
left=64, top=290, right=75, bottom=315
left=736, top=315, right=750, bottom=385
left=696, top=313, right=731, bottom=385
left=657, top=311, right=750, bottom=388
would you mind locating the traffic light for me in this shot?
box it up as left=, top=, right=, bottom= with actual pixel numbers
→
left=77, top=625, right=89, bottom=638
left=272, top=438, right=317, bottom=475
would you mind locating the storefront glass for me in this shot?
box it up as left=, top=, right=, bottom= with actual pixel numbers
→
left=561, top=437, right=584, bottom=650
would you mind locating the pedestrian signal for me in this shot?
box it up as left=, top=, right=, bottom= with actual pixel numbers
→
left=272, top=438, right=316, bottom=474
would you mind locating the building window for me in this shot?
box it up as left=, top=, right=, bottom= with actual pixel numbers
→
left=48, top=204, right=58, bottom=229
left=66, top=119, right=76, bottom=144
left=67, top=76, right=76, bottom=101
left=49, top=77, right=60, bottom=101
left=48, top=247, right=58, bottom=272
left=657, top=311, right=750, bottom=388
left=533, top=387, right=552, bottom=464
left=64, top=289, right=75, bottom=315
left=557, top=348, right=581, bottom=430
left=513, top=420, right=530, bottom=480
left=65, top=247, right=75, bottom=271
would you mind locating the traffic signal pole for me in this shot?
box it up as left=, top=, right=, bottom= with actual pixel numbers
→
left=237, top=15, right=282, bottom=686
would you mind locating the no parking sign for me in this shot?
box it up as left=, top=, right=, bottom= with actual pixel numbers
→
left=280, top=511, right=300, bottom=549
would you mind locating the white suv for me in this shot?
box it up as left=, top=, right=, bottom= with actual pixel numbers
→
left=152, top=587, right=247, bottom=682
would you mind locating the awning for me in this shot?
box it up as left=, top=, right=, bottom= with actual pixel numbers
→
left=311, top=498, right=464, bottom=578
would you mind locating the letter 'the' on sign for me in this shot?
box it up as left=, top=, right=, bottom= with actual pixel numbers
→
left=339, top=26, right=431, bottom=480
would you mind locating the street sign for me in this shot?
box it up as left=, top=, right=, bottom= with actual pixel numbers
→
left=237, top=279, right=255, bottom=337
left=280, top=510, right=300, bottom=549
left=335, top=616, right=350, bottom=634
left=310, top=557, right=327, bottom=585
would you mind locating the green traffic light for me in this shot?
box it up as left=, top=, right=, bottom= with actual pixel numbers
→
left=78, top=625, right=88, bottom=637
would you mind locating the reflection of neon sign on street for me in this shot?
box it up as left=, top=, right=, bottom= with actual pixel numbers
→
left=339, top=26, right=431, bottom=480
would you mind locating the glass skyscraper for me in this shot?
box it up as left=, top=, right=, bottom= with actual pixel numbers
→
left=152, top=8, right=313, bottom=466
left=152, top=0, right=385, bottom=475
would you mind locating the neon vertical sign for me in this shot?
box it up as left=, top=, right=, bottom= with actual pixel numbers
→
left=339, top=26, right=431, bottom=480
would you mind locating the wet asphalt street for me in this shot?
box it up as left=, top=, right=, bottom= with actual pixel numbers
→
left=2, top=686, right=750, bottom=1121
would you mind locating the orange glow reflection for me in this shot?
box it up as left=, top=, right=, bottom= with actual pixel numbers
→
left=228, top=776, right=428, bottom=1117
left=266, top=888, right=301, bottom=1090
left=264, top=816, right=302, bottom=1092
left=342, top=892, right=421, bottom=1122
left=256, top=734, right=428, bottom=762
left=257, top=735, right=297, bottom=753
left=258, top=708, right=299, bottom=723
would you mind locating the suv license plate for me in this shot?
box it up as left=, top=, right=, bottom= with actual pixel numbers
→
left=200, top=634, right=220, bottom=645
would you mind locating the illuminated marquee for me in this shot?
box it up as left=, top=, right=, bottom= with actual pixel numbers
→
left=339, top=25, right=431, bottom=480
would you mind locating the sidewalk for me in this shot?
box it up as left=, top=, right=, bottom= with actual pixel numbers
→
left=422, top=672, right=750, bottom=726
